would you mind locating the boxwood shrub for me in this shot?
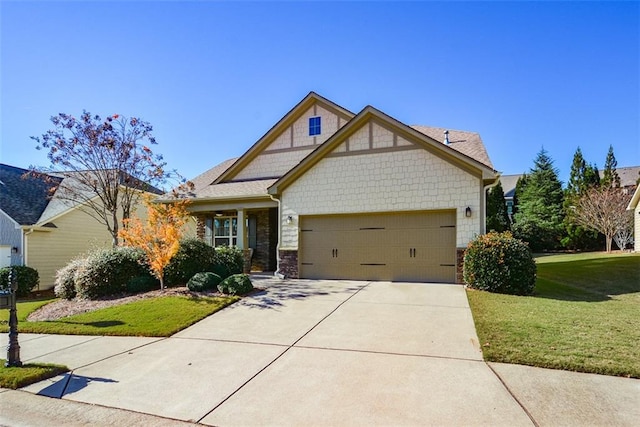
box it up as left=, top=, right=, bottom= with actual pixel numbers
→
left=213, top=246, right=244, bottom=279
left=0, top=265, right=40, bottom=297
left=463, top=231, right=536, bottom=295
left=217, top=273, right=253, bottom=296
left=74, top=247, right=155, bottom=300
left=186, top=272, right=222, bottom=292
left=164, top=238, right=216, bottom=287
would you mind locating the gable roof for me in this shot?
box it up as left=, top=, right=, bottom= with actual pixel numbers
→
left=0, top=164, right=62, bottom=225
left=268, top=105, right=497, bottom=196
left=499, top=174, right=525, bottom=199
left=214, top=92, right=355, bottom=184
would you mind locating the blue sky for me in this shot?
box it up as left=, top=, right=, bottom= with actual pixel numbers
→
left=1, top=1, right=638, bottom=186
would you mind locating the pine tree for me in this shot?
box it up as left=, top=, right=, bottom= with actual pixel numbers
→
left=602, top=145, right=620, bottom=187
left=566, top=147, right=587, bottom=196
left=512, top=148, right=565, bottom=251
left=562, top=148, right=600, bottom=250
left=486, top=181, right=510, bottom=232
left=512, top=173, right=528, bottom=220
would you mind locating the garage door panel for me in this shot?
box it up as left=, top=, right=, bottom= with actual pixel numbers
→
left=299, top=211, right=456, bottom=283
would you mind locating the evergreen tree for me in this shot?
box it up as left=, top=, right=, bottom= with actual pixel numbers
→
left=562, top=148, right=600, bottom=250
left=512, top=148, right=565, bottom=251
left=486, top=181, right=510, bottom=232
left=584, top=163, right=600, bottom=188
left=602, top=145, right=620, bottom=187
left=566, top=147, right=587, bottom=196
left=512, top=173, right=528, bottom=220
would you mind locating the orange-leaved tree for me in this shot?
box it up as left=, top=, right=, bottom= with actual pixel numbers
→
left=119, top=195, right=190, bottom=289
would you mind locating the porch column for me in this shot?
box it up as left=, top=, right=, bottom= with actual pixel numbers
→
left=236, top=209, right=246, bottom=249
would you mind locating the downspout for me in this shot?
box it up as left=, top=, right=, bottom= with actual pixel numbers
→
left=268, top=193, right=285, bottom=279
left=483, top=175, right=501, bottom=235
left=23, top=228, right=34, bottom=288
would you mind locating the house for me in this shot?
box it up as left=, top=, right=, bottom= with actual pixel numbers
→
left=497, top=174, right=522, bottom=221
left=182, top=92, right=497, bottom=283
left=0, top=164, right=164, bottom=289
left=627, top=186, right=640, bottom=251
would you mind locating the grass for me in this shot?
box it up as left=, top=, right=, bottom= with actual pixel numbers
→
left=0, top=294, right=239, bottom=337
left=467, top=252, right=640, bottom=378
left=0, top=361, right=68, bottom=389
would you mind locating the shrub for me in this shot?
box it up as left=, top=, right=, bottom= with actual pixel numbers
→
left=0, top=266, right=40, bottom=297
left=187, top=272, right=222, bottom=292
left=164, top=238, right=216, bottom=287
left=463, top=231, right=537, bottom=295
left=54, top=258, right=87, bottom=300
left=126, top=275, right=160, bottom=294
left=74, top=247, right=155, bottom=300
left=213, top=246, right=244, bottom=279
left=217, top=273, right=253, bottom=295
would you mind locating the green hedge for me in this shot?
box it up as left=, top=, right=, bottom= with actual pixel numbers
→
left=463, top=231, right=536, bottom=295
left=0, top=266, right=40, bottom=297
left=164, top=239, right=216, bottom=287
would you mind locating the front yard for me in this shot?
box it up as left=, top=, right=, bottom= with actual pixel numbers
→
left=0, top=292, right=239, bottom=337
left=467, top=252, right=640, bottom=378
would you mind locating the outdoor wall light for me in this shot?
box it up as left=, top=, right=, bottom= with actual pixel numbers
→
left=286, top=215, right=293, bottom=225
left=11, top=247, right=18, bottom=254
left=465, top=207, right=472, bottom=218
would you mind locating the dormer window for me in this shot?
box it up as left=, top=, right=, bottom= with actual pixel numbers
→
left=309, top=116, right=321, bottom=136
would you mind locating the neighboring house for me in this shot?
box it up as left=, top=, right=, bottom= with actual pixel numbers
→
left=498, top=174, right=523, bottom=221
left=0, top=164, right=163, bottom=290
left=500, top=166, right=639, bottom=219
left=627, top=186, right=640, bottom=252
left=180, top=92, right=498, bottom=283
left=605, top=166, right=640, bottom=195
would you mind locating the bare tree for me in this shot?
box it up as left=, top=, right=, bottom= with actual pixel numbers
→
left=572, top=186, right=632, bottom=253
left=613, top=211, right=634, bottom=251
left=31, top=111, right=184, bottom=246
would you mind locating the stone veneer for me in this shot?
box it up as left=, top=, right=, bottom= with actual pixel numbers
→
left=278, top=250, right=299, bottom=278
left=456, top=248, right=466, bottom=284
left=193, top=211, right=276, bottom=272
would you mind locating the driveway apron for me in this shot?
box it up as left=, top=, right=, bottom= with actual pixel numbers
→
left=11, top=280, right=534, bottom=426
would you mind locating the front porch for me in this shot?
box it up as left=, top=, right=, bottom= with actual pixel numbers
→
left=192, top=207, right=279, bottom=272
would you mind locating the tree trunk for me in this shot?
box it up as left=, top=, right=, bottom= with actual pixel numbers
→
left=605, top=235, right=612, bottom=253
left=112, top=211, right=119, bottom=247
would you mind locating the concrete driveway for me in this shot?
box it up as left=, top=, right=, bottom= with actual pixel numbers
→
left=2, top=278, right=638, bottom=426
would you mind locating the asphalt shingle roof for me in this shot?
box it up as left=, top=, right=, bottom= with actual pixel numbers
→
left=0, top=164, right=62, bottom=225
left=410, top=126, right=494, bottom=169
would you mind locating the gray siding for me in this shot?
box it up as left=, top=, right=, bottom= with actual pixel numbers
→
left=0, top=210, right=22, bottom=265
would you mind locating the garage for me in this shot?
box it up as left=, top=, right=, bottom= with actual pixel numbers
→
left=299, top=210, right=456, bottom=282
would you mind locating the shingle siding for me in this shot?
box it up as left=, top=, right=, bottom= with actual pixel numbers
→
left=234, top=105, right=347, bottom=181
left=280, top=139, right=483, bottom=250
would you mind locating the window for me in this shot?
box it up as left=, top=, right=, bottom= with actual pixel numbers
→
left=309, top=116, right=321, bottom=136
left=205, top=216, right=237, bottom=247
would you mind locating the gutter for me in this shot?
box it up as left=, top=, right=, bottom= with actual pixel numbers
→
left=482, top=174, right=502, bottom=235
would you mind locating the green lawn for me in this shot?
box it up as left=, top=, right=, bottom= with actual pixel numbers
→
left=0, top=294, right=239, bottom=337
left=0, top=361, right=69, bottom=389
left=467, top=252, right=640, bottom=378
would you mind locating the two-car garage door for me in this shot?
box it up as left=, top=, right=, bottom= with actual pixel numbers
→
left=299, top=210, right=456, bottom=283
